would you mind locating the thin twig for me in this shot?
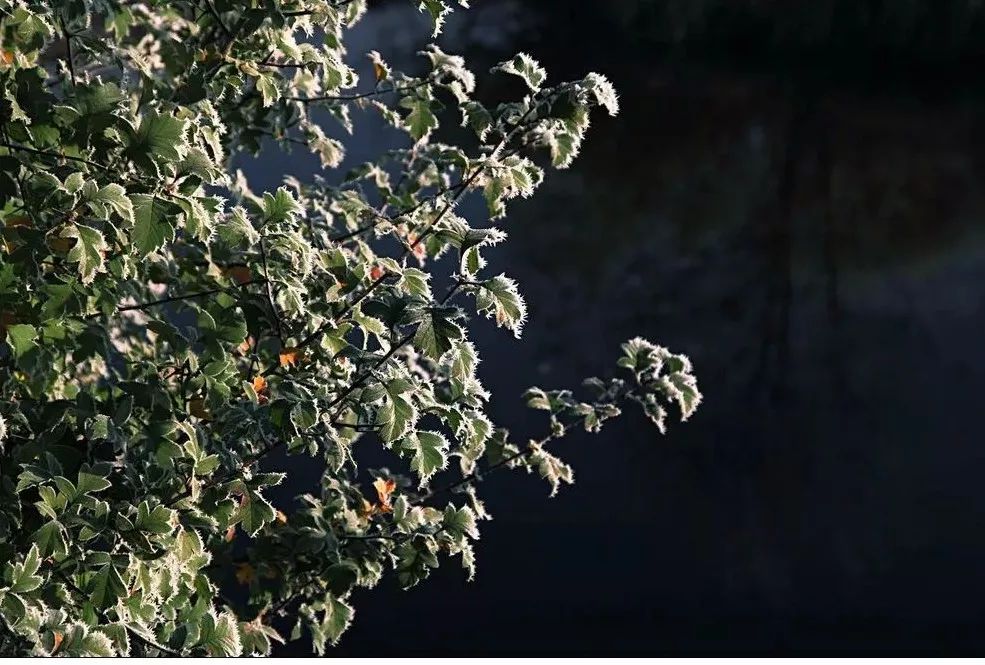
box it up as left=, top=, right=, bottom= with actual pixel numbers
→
left=258, top=236, right=284, bottom=343
left=0, top=141, right=105, bottom=170
left=84, top=282, right=260, bottom=319
left=58, top=16, right=76, bottom=85
left=287, top=79, right=432, bottom=104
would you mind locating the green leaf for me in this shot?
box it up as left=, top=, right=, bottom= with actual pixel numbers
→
left=32, top=520, right=68, bottom=558
left=77, top=469, right=111, bottom=495
left=401, top=96, right=438, bottom=142
left=131, top=194, right=175, bottom=257
left=234, top=484, right=276, bottom=537
left=446, top=339, right=478, bottom=385
left=394, top=536, right=439, bottom=589
left=457, top=410, right=491, bottom=475
left=311, top=594, right=353, bottom=655
left=460, top=100, right=492, bottom=140
left=403, top=430, right=449, bottom=487
left=64, top=224, right=108, bottom=284
left=442, top=503, right=479, bottom=541
left=7, top=544, right=43, bottom=593
left=492, top=52, right=547, bottom=92
left=80, top=631, right=115, bottom=657
left=398, top=268, right=432, bottom=299
left=528, top=441, right=574, bottom=497
left=95, top=624, right=130, bottom=656
left=175, top=528, right=211, bottom=572
left=88, top=563, right=126, bottom=609
left=135, top=501, right=176, bottom=535
left=290, top=402, right=319, bottom=431
left=85, top=182, right=134, bottom=225
left=417, top=0, right=451, bottom=37
left=378, top=378, right=417, bottom=444
left=218, top=206, right=259, bottom=246
left=474, top=274, right=527, bottom=338
left=126, top=110, right=188, bottom=166
left=256, top=73, right=279, bottom=107
left=200, top=611, right=243, bottom=657
left=261, top=187, right=302, bottom=224
left=414, top=309, right=463, bottom=360
left=6, top=323, right=37, bottom=361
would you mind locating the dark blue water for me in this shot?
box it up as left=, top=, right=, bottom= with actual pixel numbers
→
left=241, top=1, right=985, bottom=654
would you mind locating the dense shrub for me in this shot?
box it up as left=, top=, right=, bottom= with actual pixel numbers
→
left=0, top=1, right=700, bottom=656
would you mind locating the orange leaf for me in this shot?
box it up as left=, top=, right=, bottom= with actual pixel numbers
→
left=252, top=375, right=268, bottom=393
left=238, top=337, right=253, bottom=355
left=373, top=61, right=386, bottom=82
left=1, top=50, right=14, bottom=66
left=51, top=631, right=64, bottom=655
left=372, top=477, right=396, bottom=513
left=224, top=525, right=236, bottom=542
left=225, top=265, right=252, bottom=285
left=275, top=509, right=288, bottom=525
left=279, top=347, right=301, bottom=368
left=369, top=264, right=385, bottom=281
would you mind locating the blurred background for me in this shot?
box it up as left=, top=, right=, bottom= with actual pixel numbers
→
left=246, top=0, right=985, bottom=655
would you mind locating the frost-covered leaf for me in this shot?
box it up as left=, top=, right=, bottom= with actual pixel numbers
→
left=403, top=430, right=449, bottom=486
left=492, top=53, right=546, bottom=92
left=7, top=544, right=43, bottom=593
left=88, top=564, right=126, bottom=609
left=126, top=111, right=188, bottom=166
left=131, top=194, right=174, bottom=257
left=262, top=187, right=303, bottom=224
left=414, top=308, right=464, bottom=359
left=402, top=96, right=439, bottom=142
left=378, top=378, right=417, bottom=443
left=63, top=224, right=108, bottom=284
left=473, top=275, right=527, bottom=337
left=200, top=611, right=243, bottom=657
left=527, top=442, right=574, bottom=497
left=310, top=594, right=353, bottom=654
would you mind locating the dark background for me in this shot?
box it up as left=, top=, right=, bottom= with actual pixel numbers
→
left=245, top=0, right=985, bottom=655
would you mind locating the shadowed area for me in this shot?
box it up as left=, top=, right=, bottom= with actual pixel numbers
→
left=236, top=0, right=985, bottom=655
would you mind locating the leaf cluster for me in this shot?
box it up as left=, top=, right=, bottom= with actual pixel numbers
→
left=0, top=0, right=697, bottom=656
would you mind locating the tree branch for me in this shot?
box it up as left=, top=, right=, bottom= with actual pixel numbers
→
left=258, top=236, right=285, bottom=343
left=286, top=79, right=432, bottom=104
left=85, top=282, right=261, bottom=319
left=0, top=141, right=105, bottom=170
left=58, top=16, right=76, bottom=85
